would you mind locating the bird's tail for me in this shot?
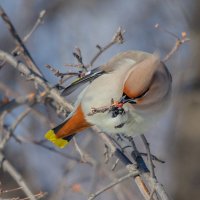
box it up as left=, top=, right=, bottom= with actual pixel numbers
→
left=44, top=119, right=75, bottom=149
left=45, top=104, right=91, bottom=148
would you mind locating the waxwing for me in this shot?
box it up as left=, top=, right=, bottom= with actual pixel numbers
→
left=45, top=51, right=172, bottom=148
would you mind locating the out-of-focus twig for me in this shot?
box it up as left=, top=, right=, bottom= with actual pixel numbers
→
left=12, top=135, right=81, bottom=162
left=95, top=130, right=151, bottom=200
left=90, top=27, right=125, bottom=66
left=73, top=137, right=96, bottom=165
left=88, top=170, right=139, bottom=200
left=0, top=93, right=36, bottom=113
left=0, top=108, right=31, bottom=149
left=0, top=153, right=37, bottom=200
left=111, top=134, right=169, bottom=200
left=12, top=10, right=46, bottom=56
left=23, top=10, right=46, bottom=43
left=155, top=24, right=190, bottom=62
left=149, top=185, right=156, bottom=200
left=0, top=6, right=43, bottom=76
left=0, top=186, right=22, bottom=194
left=0, top=50, right=73, bottom=112
left=141, top=135, right=156, bottom=178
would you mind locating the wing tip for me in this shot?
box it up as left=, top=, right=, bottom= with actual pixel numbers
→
left=45, top=129, right=69, bottom=148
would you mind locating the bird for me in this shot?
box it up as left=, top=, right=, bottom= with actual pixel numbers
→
left=45, top=50, right=172, bottom=148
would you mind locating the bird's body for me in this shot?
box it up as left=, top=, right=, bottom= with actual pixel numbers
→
left=45, top=51, right=172, bottom=148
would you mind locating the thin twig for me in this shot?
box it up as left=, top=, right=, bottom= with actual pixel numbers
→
left=73, top=47, right=88, bottom=72
left=0, top=93, right=36, bottom=113
left=96, top=131, right=151, bottom=200
left=88, top=170, right=139, bottom=200
left=0, top=50, right=73, bottom=112
left=12, top=135, right=81, bottom=162
left=155, top=24, right=190, bottom=62
left=163, top=36, right=190, bottom=62
left=73, top=137, right=96, bottom=165
left=0, top=186, right=22, bottom=194
left=149, top=185, right=156, bottom=200
left=111, top=158, right=120, bottom=171
left=12, top=10, right=46, bottom=56
left=11, top=108, right=32, bottom=130
left=20, top=192, right=47, bottom=200
left=141, top=135, right=156, bottom=178
left=0, top=6, right=43, bottom=76
left=145, top=177, right=170, bottom=200
left=0, top=108, right=31, bottom=149
left=23, top=10, right=46, bottom=43
left=140, top=152, right=165, bottom=164
left=90, top=27, right=125, bottom=66
left=0, top=153, right=37, bottom=200
left=44, top=64, right=81, bottom=85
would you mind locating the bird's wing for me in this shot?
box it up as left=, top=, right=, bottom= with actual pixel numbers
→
left=61, top=51, right=154, bottom=96
left=61, top=68, right=106, bottom=96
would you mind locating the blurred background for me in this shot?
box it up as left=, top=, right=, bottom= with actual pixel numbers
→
left=0, top=0, right=199, bottom=199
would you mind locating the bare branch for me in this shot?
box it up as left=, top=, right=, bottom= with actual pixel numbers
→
left=90, top=27, right=125, bottom=66
left=44, top=64, right=81, bottom=84
left=155, top=24, right=190, bottom=62
left=141, top=135, right=156, bottom=178
left=73, top=137, right=96, bottom=165
left=73, top=48, right=83, bottom=66
left=12, top=135, right=81, bottom=162
left=0, top=93, right=36, bottom=113
left=23, top=10, right=46, bottom=43
left=0, top=108, right=31, bottom=149
left=12, top=10, right=46, bottom=56
left=163, top=34, right=190, bottom=62
left=149, top=185, right=156, bottom=200
left=0, top=153, right=37, bottom=200
left=88, top=170, right=139, bottom=200
left=0, top=50, right=73, bottom=112
left=0, top=186, right=23, bottom=194
left=95, top=130, right=152, bottom=200
left=140, top=152, right=165, bottom=164
left=0, top=6, right=43, bottom=76
left=111, top=158, right=120, bottom=171
left=145, top=177, right=170, bottom=200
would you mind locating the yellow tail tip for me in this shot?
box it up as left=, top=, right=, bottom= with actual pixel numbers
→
left=44, top=130, right=69, bottom=148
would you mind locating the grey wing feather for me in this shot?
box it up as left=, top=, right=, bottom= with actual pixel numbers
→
left=61, top=69, right=105, bottom=96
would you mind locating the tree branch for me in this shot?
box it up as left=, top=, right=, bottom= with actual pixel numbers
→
left=141, top=135, right=156, bottom=178
left=88, top=170, right=139, bottom=200
left=0, top=108, right=31, bottom=150
left=0, top=153, right=37, bottom=200
left=12, top=10, right=46, bottom=56
left=0, top=50, right=73, bottom=112
left=0, top=6, right=43, bottom=76
left=90, top=27, right=125, bottom=66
